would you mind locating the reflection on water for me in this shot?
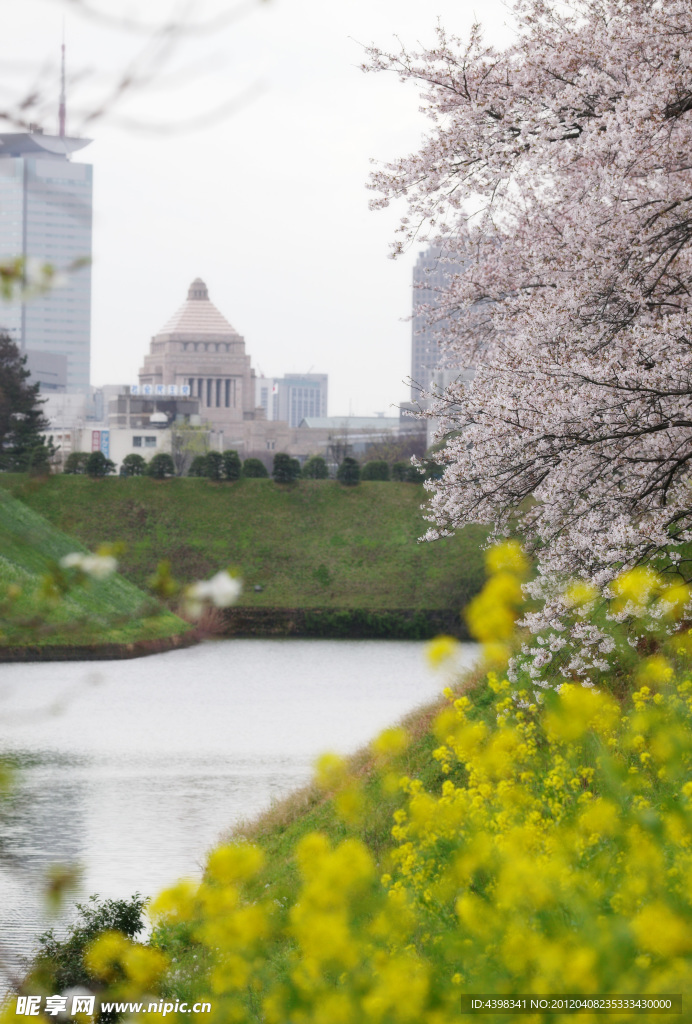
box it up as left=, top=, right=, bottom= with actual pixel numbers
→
left=0, top=638, right=478, bottom=977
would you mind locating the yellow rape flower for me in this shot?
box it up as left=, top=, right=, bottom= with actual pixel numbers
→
left=630, top=902, right=692, bottom=957
left=610, top=566, right=661, bottom=609
left=544, top=684, right=620, bottom=742
left=84, top=930, right=129, bottom=981
left=637, top=655, right=674, bottom=686
left=426, top=634, right=460, bottom=667
left=563, top=580, right=598, bottom=609
left=484, top=540, right=529, bottom=576
left=373, top=727, right=410, bottom=757
left=206, top=843, right=265, bottom=885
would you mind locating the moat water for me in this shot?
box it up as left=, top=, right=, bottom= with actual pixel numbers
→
left=0, top=638, right=478, bottom=981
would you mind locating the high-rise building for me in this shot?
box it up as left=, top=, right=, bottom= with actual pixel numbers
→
left=256, top=373, right=328, bottom=427
left=411, top=246, right=466, bottom=404
left=0, top=128, right=93, bottom=391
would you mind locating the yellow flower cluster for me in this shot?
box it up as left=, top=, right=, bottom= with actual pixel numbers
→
left=122, top=671, right=692, bottom=1024
left=49, top=542, right=692, bottom=1023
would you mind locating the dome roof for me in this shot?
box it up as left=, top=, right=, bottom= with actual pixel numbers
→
left=156, top=279, right=242, bottom=339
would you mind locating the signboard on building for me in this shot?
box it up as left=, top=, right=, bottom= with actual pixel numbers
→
left=100, top=430, right=110, bottom=458
left=129, top=384, right=190, bottom=397
left=91, top=430, right=100, bottom=451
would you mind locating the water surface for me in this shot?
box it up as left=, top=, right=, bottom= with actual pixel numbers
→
left=0, top=638, right=478, bottom=976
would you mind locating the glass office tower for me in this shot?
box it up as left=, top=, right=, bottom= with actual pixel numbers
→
left=0, top=130, right=92, bottom=391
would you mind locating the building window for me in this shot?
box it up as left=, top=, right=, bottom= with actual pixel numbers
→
left=216, top=379, right=222, bottom=407
left=197, top=378, right=203, bottom=401
left=266, top=439, right=276, bottom=450
left=225, top=379, right=230, bottom=407
left=207, top=378, right=213, bottom=406
left=133, top=436, right=143, bottom=447
left=145, top=436, right=157, bottom=448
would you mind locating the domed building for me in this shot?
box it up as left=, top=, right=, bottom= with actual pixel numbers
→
left=138, top=278, right=259, bottom=436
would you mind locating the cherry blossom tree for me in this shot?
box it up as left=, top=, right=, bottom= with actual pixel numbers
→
left=366, top=0, right=692, bottom=680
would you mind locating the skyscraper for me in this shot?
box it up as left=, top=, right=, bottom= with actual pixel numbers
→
left=0, top=127, right=93, bottom=392
left=411, top=246, right=460, bottom=403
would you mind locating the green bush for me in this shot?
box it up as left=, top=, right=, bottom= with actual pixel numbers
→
left=204, top=450, right=223, bottom=481
left=336, top=456, right=360, bottom=486
left=273, top=452, right=301, bottom=484
left=302, top=455, right=329, bottom=479
left=64, top=452, right=90, bottom=475
left=188, top=454, right=208, bottom=477
left=85, top=451, right=116, bottom=478
left=222, top=449, right=242, bottom=482
left=361, top=460, right=390, bottom=481
left=27, top=895, right=148, bottom=1006
left=147, top=453, right=175, bottom=479
left=121, top=453, right=147, bottom=477
left=242, top=457, right=269, bottom=478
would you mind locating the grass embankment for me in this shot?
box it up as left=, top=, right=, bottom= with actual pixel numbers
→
left=0, top=476, right=486, bottom=624
left=150, top=642, right=692, bottom=1019
left=154, top=658, right=494, bottom=1002
left=0, top=488, right=190, bottom=652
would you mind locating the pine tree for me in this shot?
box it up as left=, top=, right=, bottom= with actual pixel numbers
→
left=0, top=334, right=54, bottom=472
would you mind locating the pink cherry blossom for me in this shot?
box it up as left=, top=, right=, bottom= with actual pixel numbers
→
left=365, top=0, right=692, bottom=680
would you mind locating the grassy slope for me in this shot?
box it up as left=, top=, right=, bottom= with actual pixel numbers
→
left=155, top=660, right=497, bottom=1000
left=0, top=488, right=189, bottom=647
left=0, top=477, right=486, bottom=611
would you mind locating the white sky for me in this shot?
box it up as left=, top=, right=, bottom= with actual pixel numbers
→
left=3, top=0, right=514, bottom=416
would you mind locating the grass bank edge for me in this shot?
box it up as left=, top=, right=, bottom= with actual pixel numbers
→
left=0, top=488, right=191, bottom=650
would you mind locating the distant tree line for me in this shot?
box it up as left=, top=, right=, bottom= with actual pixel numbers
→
left=51, top=448, right=439, bottom=484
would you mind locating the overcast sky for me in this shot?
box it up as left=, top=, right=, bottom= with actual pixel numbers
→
left=3, top=0, right=514, bottom=416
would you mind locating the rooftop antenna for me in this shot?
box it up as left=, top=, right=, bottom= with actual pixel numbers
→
left=58, top=25, right=66, bottom=138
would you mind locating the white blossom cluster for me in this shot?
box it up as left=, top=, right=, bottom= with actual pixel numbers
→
left=59, top=551, right=118, bottom=579
left=366, top=0, right=692, bottom=675
left=184, top=571, right=242, bottom=619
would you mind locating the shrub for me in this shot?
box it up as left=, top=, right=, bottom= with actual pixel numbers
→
left=27, top=894, right=148, bottom=1000
left=405, top=462, right=424, bottom=482
left=204, top=450, right=223, bottom=481
left=64, top=452, right=89, bottom=475
left=242, top=457, right=269, bottom=478
left=147, top=452, right=175, bottom=479
left=121, top=453, right=147, bottom=477
left=361, top=459, right=390, bottom=481
left=336, top=456, right=360, bottom=486
left=302, top=455, right=329, bottom=479
left=85, top=451, right=116, bottom=478
left=222, top=449, right=242, bottom=482
left=188, top=454, right=208, bottom=477
left=273, top=452, right=301, bottom=484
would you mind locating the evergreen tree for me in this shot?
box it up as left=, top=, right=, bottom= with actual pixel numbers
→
left=64, top=452, right=90, bottom=475
left=188, top=455, right=208, bottom=477
left=0, top=334, right=54, bottom=472
left=301, top=455, right=329, bottom=479
left=222, top=449, right=242, bottom=481
left=361, top=460, right=390, bottom=481
left=85, top=451, right=116, bottom=478
left=121, top=454, right=147, bottom=477
left=336, top=457, right=360, bottom=486
left=147, top=452, right=175, bottom=479
left=242, top=458, right=269, bottom=478
left=273, top=452, right=300, bottom=484
left=205, top=451, right=223, bottom=481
